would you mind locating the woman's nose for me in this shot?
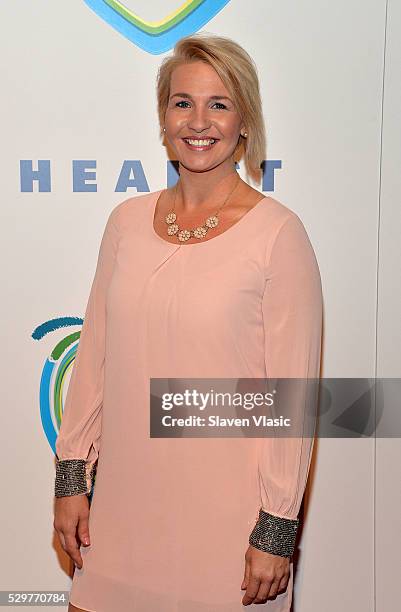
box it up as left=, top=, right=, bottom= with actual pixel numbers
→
left=187, top=108, right=211, bottom=132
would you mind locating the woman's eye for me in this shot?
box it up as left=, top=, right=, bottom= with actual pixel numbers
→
left=175, top=101, right=227, bottom=109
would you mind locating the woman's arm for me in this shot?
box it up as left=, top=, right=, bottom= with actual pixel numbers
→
left=54, top=207, right=120, bottom=498
left=242, top=211, right=322, bottom=605
left=250, top=211, right=323, bottom=556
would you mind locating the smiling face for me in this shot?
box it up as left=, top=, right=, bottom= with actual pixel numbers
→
left=163, top=61, right=245, bottom=175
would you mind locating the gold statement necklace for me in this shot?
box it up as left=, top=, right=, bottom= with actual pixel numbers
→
left=164, top=174, right=241, bottom=242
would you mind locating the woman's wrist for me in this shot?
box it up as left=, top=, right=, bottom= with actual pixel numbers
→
left=54, top=458, right=96, bottom=498
left=249, top=508, right=299, bottom=558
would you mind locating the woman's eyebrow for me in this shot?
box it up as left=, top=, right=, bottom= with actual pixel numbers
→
left=170, top=92, right=232, bottom=102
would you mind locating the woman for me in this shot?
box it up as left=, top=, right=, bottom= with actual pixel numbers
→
left=53, top=33, right=323, bottom=611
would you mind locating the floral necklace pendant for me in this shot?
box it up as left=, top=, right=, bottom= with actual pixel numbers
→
left=165, top=211, right=219, bottom=242
left=164, top=175, right=240, bottom=243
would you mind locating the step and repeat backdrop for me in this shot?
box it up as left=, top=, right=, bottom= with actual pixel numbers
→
left=1, top=1, right=400, bottom=610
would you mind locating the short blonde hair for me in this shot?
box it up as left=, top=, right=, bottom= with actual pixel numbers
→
left=156, top=32, right=266, bottom=183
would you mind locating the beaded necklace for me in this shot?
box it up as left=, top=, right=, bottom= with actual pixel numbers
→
left=164, top=174, right=241, bottom=242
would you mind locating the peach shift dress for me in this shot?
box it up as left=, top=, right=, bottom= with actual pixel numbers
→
left=55, top=189, right=323, bottom=612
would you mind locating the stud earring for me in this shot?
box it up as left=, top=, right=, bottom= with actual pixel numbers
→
left=163, top=127, right=166, bottom=132
left=242, top=131, right=248, bottom=138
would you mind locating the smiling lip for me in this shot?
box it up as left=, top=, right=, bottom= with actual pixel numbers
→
left=181, top=137, right=219, bottom=151
left=181, top=137, right=219, bottom=140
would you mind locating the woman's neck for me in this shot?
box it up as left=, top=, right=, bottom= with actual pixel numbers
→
left=174, top=165, right=241, bottom=213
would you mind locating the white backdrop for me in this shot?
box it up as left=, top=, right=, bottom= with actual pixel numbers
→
left=1, top=1, right=400, bottom=610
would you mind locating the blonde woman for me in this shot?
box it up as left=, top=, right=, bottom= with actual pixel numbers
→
left=54, top=33, right=323, bottom=612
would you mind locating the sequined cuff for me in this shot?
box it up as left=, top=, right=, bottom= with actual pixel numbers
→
left=54, top=459, right=96, bottom=498
left=249, top=508, right=299, bottom=558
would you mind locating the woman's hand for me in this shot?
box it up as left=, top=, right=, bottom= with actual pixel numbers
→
left=54, top=495, right=91, bottom=569
left=241, top=544, right=290, bottom=605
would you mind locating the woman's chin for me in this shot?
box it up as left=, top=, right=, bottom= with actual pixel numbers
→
left=178, top=161, right=223, bottom=174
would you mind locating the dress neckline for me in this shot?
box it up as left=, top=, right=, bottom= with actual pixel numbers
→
left=150, top=189, right=271, bottom=248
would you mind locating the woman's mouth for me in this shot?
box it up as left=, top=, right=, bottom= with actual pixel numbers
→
left=182, top=138, right=218, bottom=151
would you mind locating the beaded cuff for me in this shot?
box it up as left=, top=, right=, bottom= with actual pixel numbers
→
left=54, top=459, right=96, bottom=498
left=249, top=508, right=299, bottom=558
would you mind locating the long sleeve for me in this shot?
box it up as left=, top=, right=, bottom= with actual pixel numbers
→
left=249, top=212, right=323, bottom=557
left=54, top=207, right=120, bottom=497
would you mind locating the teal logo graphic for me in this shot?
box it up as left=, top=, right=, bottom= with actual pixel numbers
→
left=83, top=0, right=231, bottom=54
left=33, top=317, right=83, bottom=455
